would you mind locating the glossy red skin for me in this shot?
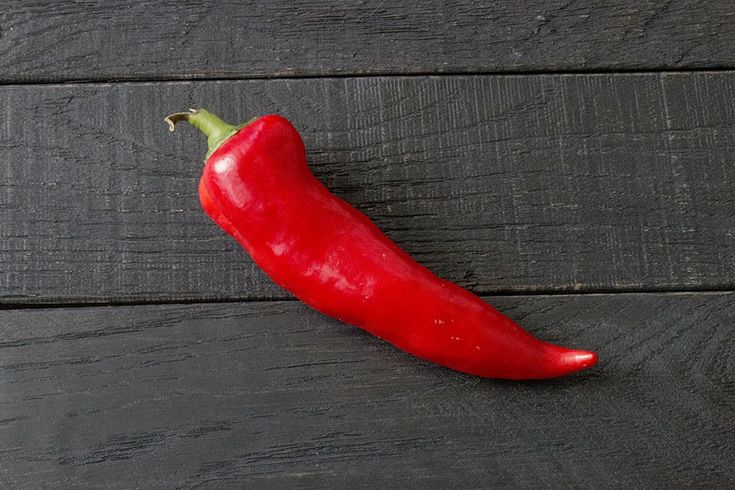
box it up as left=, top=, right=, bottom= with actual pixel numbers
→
left=199, top=115, right=598, bottom=379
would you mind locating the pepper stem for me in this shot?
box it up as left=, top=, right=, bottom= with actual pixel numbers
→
left=165, top=108, right=241, bottom=157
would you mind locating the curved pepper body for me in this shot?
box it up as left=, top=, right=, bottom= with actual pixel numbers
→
left=190, top=114, right=597, bottom=380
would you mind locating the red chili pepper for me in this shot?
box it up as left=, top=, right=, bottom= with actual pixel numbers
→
left=166, top=109, right=598, bottom=380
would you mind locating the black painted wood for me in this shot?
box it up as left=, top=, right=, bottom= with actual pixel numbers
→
left=0, top=292, right=732, bottom=487
left=1, top=74, right=733, bottom=304
left=3, top=2, right=732, bottom=488
left=1, top=1, right=734, bottom=83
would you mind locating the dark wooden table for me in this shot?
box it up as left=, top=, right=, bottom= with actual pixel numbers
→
left=1, top=2, right=734, bottom=488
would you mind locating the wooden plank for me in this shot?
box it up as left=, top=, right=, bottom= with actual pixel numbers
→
left=1, top=1, right=734, bottom=82
left=0, top=292, right=732, bottom=487
left=1, top=73, right=734, bottom=304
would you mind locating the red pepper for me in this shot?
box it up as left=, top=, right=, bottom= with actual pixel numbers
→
left=166, top=109, right=598, bottom=380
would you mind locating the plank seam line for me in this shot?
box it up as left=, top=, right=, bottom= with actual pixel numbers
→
left=2, top=66, right=735, bottom=88
left=1, top=288, right=732, bottom=311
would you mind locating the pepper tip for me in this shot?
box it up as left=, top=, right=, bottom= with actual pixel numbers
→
left=562, top=349, right=599, bottom=373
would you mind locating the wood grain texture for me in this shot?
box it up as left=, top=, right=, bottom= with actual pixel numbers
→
left=2, top=73, right=734, bottom=303
left=1, top=1, right=734, bottom=82
left=0, top=292, right=732, bottom=488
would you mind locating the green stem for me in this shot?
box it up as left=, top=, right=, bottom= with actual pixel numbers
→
left=165, top=109, right=245, bottom=157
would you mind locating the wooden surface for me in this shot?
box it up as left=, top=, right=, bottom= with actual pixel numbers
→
left=1, top=1, right=734, bottom=488
left=2, top=74, right=734, bottom=304
left=1, top=1, right=734, bottom=82
left=1, top=293, right=733, bottom=488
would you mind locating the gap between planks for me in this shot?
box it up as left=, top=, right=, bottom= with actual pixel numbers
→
left=2, top=66, right=735, bottom=88
left=1, top=287, right=733, bottom=312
